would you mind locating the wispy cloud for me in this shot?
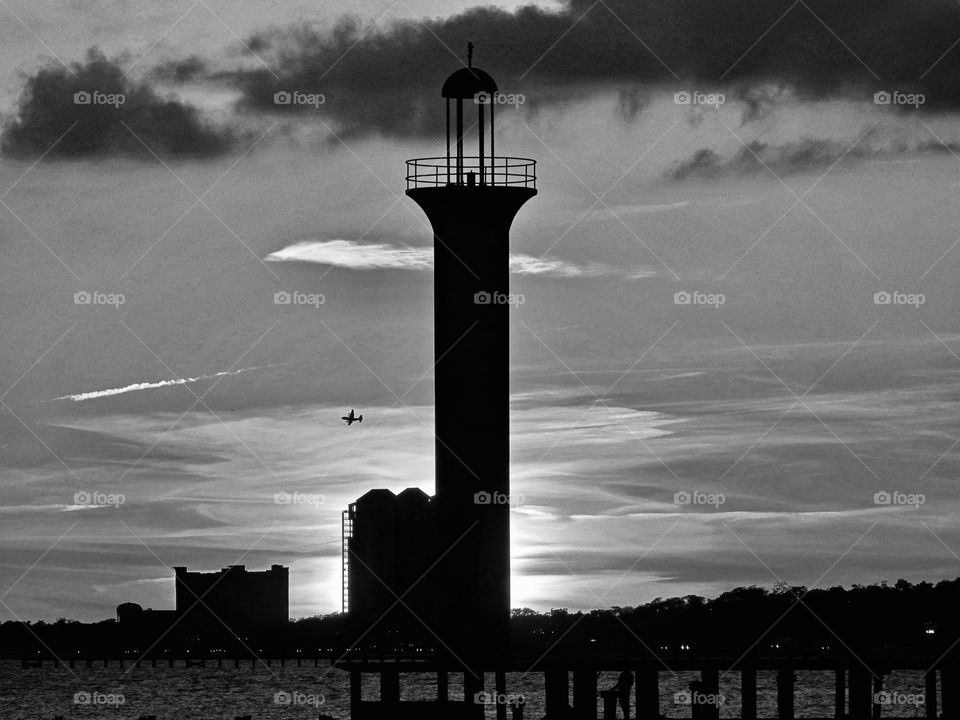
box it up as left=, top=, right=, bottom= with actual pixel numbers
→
left=266, top=239, right=434, bottom=271
left=266, top=239, right=656, bottom=278
left=48, top=365, right=267, bottom=402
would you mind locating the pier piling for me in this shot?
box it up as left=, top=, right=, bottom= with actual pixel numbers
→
left=350, top=670, right=361, bottom=709
left=496, top=669, right=508, bottom=720
left=636, top=667, right=659, bottom=720
left=741, top=667, right=757, bottom=720
left=942, top=665, right=958, bottom=720
left=380, top=668, right=399, bottom=707
left=924, top=668, right=937, bottom=719
left=573, top=667, right=597, bottom=720
left=776, top=668, right=795, bottom=720
left=701, top=667, right=720, bottom=720
left=465, top=671, right=484, bottom=720
left=544, top=668, right=568, bottom=718
left=438, top=670, right=448, bottom=703
left=834, top=668, right=845, bottom=719
left=848, top=667, right=872, bottom=720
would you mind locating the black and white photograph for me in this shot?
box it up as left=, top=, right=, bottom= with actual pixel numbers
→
left=1, top=1, right=959, bottom=718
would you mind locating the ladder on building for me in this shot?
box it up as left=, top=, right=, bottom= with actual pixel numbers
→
left=341, top=509, right=353, bottom=613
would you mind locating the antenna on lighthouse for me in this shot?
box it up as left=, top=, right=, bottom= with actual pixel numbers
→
left=467, top=42, right=474, bottom=68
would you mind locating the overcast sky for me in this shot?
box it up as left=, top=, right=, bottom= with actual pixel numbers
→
left=2, top=0, right=960, bottom=621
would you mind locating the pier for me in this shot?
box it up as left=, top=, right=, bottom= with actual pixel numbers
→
left=336, top=650, right=953, bottom=719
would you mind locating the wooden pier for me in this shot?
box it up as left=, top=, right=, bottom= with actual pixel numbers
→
left=335, top=651, right=954, bottom=720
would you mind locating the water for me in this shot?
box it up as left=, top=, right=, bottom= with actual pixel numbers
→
left=0, top=661, right=931, bottom=718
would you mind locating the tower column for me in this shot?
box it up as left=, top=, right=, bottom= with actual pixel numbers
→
left=405, top=48, right=536, bottom=666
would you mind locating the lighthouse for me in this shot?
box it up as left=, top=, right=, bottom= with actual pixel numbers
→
left=406, top=45, right=536, bottom=663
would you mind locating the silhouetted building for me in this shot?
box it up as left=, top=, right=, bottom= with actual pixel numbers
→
left=343, top=49, right=536, bottom=665
left=115, top=602, right=177, bottom=637
left=173, top=564, right=288, bottom=632
left=342, top=488, right=435, bottom=626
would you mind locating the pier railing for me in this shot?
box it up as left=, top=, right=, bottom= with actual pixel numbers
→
left=405, top=156, right=536, bottom=190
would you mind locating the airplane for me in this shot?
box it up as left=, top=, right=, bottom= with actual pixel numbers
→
left=341, top=409, right=363, bottom=426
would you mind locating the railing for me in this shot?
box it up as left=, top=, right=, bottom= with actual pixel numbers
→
left=406, top=156, right=536, bottom=190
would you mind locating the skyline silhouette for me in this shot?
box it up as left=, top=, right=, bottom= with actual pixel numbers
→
left=2, top=3, right=960, bottom=717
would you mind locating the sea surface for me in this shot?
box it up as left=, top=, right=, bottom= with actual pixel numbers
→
left=0, top=661, right=931, bottom=719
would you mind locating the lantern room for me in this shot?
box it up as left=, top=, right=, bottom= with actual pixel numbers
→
left=405, top=43, right=536, bottom=190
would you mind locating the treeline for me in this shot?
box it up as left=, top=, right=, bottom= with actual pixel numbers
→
left=3, top=578, right=959, bottom=658
left=508, top=578, right=960, bottom=658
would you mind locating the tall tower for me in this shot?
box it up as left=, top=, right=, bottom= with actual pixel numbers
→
left=406, top=46, right=536, bottom=663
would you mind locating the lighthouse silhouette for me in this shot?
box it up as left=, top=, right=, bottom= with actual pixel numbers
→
left=406, top=44, right=536, bottom=664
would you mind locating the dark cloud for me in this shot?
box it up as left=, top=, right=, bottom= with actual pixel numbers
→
left=226, top=0, right=960, bottom=136
left=667, top=135, right=960, bottom=180
left=148, top=55, right=208, bottom=83
left=2, top=48, right=237, bottom=159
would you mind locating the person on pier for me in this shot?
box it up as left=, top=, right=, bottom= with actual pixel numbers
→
left=611, top=670, right=634, bottom=718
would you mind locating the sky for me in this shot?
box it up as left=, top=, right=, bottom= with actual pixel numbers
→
left=1, top=0, right=960, bottom=622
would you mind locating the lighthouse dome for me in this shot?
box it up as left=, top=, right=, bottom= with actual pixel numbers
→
left=441, top=67, right=497, bottom=99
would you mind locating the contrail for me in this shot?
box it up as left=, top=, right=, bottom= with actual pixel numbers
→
left=48, top=365, right=270, bottom=402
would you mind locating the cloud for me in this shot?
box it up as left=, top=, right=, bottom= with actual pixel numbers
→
left=266, top=239, right=434, bottom=271
left=47, top=365, right=269, bottom=402
left=147, top=55, right=208, bottom=83
left=2, top=48, right=237, bottom=159
left=667, top=134, right=960, bottom=180
left=218, top=0, right=960, bottom=137
left=265, top=239, right=656, bottom=278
